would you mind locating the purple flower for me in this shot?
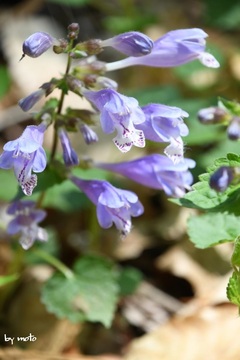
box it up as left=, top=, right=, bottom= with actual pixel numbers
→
left=79, top=124, right=99, bottom=144
left=18, top=89, right=45, bottom=112
left=58, top=129, right=79, bottom=166
left=210, top=166, right=234, bottom=192
left=136, top=103, right=188, bottom=163
left=83, top=88, right=145, bottom=152
left=7, top=200, right=48, bottom=250
left=96, top=154, right=196, bottom=197
left=105, top=28, right=219, bottom=71
left=0, top=123, right=47, bottom=196
left=101, top=31, right=153, bottom=56
left=70, top=177, right=144, bottom=236
left=22, top=32, right=54, bottom=58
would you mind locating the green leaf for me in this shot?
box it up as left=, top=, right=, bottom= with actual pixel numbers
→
left=0, top=274, right=19, bottom=287
left=41, top=255, right=119, bottom=327
left=0, top=170, right=19, bottom=201
left=0, top=66, right=11, bottom=99
left=219, top=98, right=240, bottom=116
left=187, top=212, right=240, bottom=248
left=118, top=267, right=143, bottom=296
left=231, top=236, right=240, bottom=267
left=227, top=271, right=240, bottom=307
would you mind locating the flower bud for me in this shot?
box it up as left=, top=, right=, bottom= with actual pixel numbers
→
left=58, top=129, right=79, bottom=166
left=22, top=32, right=54, bottom=58
left=68, top=23, right=80, bottom=33
left=197, top=106, right=228, bottom=124
left=18, top=88, right=45, bottom=112
left=227, top=116, right=240, bottom=140
left=79, top=124, right=98, bottom=144
left=75, top=39, right=102, bottom=55
left=209, top=166, right=234, bottom=192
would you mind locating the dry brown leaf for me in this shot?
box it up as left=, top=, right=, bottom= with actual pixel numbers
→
left=156, top=246, right=229, bottom=306
left=124, top=303, right=240, bottom=360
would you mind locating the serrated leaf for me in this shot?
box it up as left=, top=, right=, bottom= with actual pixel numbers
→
left=41, top=255, right=119, bottom=327
left=187, top=213, right=240, bottom=248
left=227, top=271, right=240, bottom=307
left=231, top=236, right=240, bottom=267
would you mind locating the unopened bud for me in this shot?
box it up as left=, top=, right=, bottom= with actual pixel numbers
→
left=58, top=129, right=79, bottom=166
left=66, top=75, right=83, bottom=94
left=197, top=106, right=228, bottom=124
left=75, top=39, right=102, bottom=55
left=209, top=166, right=234, bottom=192
left=18, top=88, right=45, bottom=112
left=68, top=23, right=79, bottom=33
left=79, top=124, right=98, bottom=144
left=227, top=116, right=240, bottom=140
left=22, top=32, right=54, bottom=58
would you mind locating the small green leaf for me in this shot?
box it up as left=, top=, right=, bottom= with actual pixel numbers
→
left=41, top=255, right=119, bottom=327
left=0, top=274, right=19, bottom=287
left=231, top=236, right=240, bottom=267
left=227, top=271, right=240, bottom=307
left=187, top=212, right=240, bottom=248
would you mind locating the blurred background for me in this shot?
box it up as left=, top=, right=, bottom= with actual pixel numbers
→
left=0, top=0, right=240, bottom=359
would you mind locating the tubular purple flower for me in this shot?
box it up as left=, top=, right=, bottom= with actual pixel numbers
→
left=70, top=177, right=144, bottom=236
left=82, top=88, right=146, bottom=152
left=79, top=124, right=99, bottom=144
left=105, top=28, right=220, bottom=71
left=96, top=154, right=196, bottom=198
left=18, top=88, right=45, bottom=112
left=0, top=123, right=47, bottom=196
left=7, top=200, right=48, bottom=250
left=101, top=31, right=153, bottom=57
left=58, top=129, right=79, bottom=166
left=136, top=103, right=188, bottom=163
left=22, top=32, right=55, bottom=58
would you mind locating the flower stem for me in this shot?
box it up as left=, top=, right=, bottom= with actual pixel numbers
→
left=33, top=249, right=74, bottom=279
left=50, top=53, right=72, bottom=161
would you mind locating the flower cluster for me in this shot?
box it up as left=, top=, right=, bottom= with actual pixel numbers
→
left=0, top=23, right=219, bottom=248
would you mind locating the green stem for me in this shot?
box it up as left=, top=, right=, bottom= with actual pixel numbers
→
left=34, top=249, right=74, bottom=279
left=50, top=53, right=72, bottom=162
